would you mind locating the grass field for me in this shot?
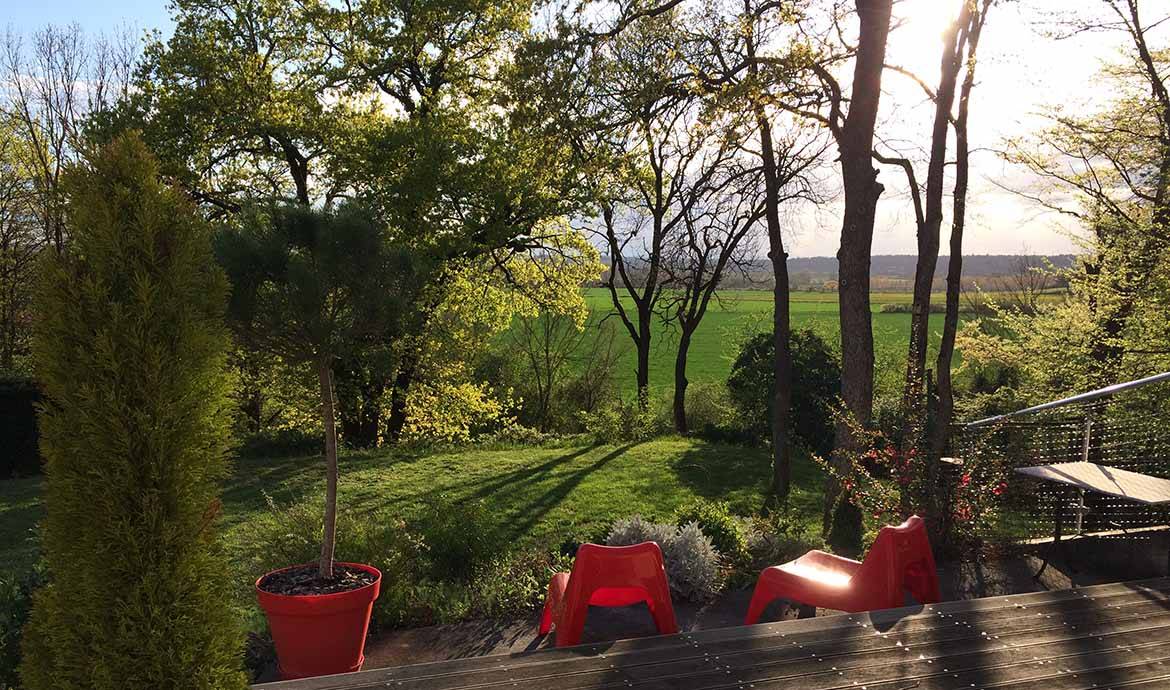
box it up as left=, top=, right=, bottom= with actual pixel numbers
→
left=580, top=288, right=948, bottom=396
left=0, top=437, right=826, bottom=579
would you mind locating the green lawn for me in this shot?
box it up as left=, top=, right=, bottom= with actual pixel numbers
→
left=579, top=288, right=948, bottom=396
left=0, top=437, right=827, bottom=578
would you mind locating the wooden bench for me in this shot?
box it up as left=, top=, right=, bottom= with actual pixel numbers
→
left=256, top=577, right=1170, bottom=690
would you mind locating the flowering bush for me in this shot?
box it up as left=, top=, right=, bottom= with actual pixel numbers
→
left=816, top=421, right=1010, bottom=558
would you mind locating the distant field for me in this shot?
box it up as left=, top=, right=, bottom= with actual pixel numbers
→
left=575, top=288, right=953, bottom=396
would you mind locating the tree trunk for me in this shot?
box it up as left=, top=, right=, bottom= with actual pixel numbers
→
left=827, top=0, right=893, bottom=536
left=636, top=310, right=652, bottom=406
left=385, top=352, right=416, bottom=442
left=747, top=24, right=794, bottom=504
left=931, top=0, right=990, bottom=463
left=672, top=329, right=692, bottom=434
left=770, top=258, right=793, bottom=501
left=902, top=7, right=969, bottom=445
left=931, top=192, right=964, bottom=461
left=317, top=357, right=338, bottom=579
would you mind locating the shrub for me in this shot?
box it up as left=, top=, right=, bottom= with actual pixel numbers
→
left=662, top=523, right=722, bottom=601
left=1, top=564, right=45, bottom=690
left=673, top=499, right=749, bottom=565
left=726, top=328, right=841, bottom=457
left=683, top=382, right=746, bottom=442
left=403, top=381, right=512, bottom=445
left=0, top=377, right=40, bottom=478
left=412, top=496, right=502, bottom=582
left=479, top=421, right=559, bottom=447
left=235, top=428, right=323, bottom=459
left=606, top=515, right=677, bottom=547
left=827, top=494, right=864, bottom=558
left=580, top=395, right=668, bottom=444
left=234, top=494, right=569, bottom=633
left=21, top=135, right=246, bottom=689
left=742, top=513, right=818, bottom=573
left=469, top=550, right=575, bottom=619
left=606, top=516, right=722, bottom=601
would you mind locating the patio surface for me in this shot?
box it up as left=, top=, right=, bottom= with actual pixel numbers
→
left=257, top=573, right=1170, bottom=689
left=251, top=537, right=1167, bottom=684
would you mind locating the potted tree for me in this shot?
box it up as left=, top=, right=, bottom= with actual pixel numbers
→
left=217, top=202, right=424, bottom=679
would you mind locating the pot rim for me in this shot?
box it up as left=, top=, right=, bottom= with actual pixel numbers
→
left=255, top=561, right=382, bottom=602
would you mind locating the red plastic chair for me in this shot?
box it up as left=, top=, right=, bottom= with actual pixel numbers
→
left=539, top=542, right=679, bottom=647
left=744, top=515, right=941, bottom=625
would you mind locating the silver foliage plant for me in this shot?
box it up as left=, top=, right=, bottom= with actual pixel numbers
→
left=606, top=516, right=722, bottom=601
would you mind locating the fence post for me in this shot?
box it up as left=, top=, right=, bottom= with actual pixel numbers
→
left=1075, top=413, right=1092, bottom=534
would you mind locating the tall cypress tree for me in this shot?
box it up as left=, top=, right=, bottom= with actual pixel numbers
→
left=20, top=134, right=246, bottom=689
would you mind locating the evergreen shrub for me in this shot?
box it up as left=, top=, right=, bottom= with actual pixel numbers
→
left=19, top=135, right=246, bottom=689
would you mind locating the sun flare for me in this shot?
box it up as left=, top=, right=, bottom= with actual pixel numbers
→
left=889, top=0, right=964, bottom=73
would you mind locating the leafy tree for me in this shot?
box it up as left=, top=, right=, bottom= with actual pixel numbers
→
left=727, top=329, right=842, bottom=459
left=572, top=7, right=742, bottom=405
left=113, top=0, right=587, bottom=444
left=976, top=0, right=1170, bottom=406
left=404, top=221, right=602, bottom=439
left=0, top=117, right=42, bottom=374
left=216, top=202, right=424, bottom=577
left=20, top=134, right=245, bottom=689
left=682, top=0, right=828, bottom=498
left=125, top=0, right=342, bottom=211
left=932, top=0, right=994, bottom=460
left=750, top=0, right=893, bottom=546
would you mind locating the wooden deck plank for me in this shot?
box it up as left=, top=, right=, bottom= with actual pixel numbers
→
left=255, top=578, right=1170, bottom=690
left=645, top=616, right=1170, bottom=690
left=267, top=582, right=1170, bottom=690
left=271, top=577, right=1170, bottom=689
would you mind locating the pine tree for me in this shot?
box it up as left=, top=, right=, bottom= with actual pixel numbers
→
left=20, top=134, right=246, bottom=689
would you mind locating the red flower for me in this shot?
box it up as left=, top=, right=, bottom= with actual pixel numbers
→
left=992, top=481, right=1007, bottom=496
left=959, top=473, right=972, bottom=487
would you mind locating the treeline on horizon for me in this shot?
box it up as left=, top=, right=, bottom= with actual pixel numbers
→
left=595, top=254, right=1078, bottom=291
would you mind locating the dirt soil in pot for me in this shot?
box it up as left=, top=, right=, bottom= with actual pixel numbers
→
left=258, top=564, right=377, bottom=596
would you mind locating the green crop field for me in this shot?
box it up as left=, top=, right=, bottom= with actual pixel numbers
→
left=576, top=288, right=948, bottom=396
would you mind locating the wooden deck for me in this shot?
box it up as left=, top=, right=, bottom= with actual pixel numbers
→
left=257, top=577, right=1170, bottom=690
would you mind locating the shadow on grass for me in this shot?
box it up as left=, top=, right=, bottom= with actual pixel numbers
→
left=498, top=445, right=632, bottom=543
left=459, top=446, right=596, bottom=504
left=670, top=442, right=827, bottom=519
left=220, top=445, right=437, bottom=517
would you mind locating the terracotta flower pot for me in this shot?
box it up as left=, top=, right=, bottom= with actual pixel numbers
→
left=256, top=563, right=382, bottom=680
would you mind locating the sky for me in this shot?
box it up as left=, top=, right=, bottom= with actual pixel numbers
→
left=5, top=0, right=171, bottom=37
left=831, top=0, right=1124, bottom=259
left=6, top=0, right=1160, bottom=258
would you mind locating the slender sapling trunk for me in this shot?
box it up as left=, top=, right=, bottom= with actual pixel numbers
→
left=317, top=356, right=339, bottom=579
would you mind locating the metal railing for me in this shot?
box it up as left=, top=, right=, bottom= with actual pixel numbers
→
left=956, top=372, right=1170, bottom=547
